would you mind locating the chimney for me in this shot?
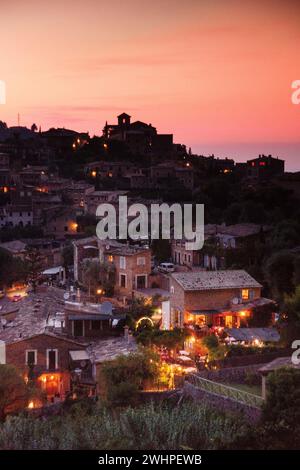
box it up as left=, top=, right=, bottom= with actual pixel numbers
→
left=0, top=340, right=6, bottom=364
left=124, top=325, right=129, bottom=342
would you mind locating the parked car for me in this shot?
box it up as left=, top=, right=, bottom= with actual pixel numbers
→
left=158, top=262, right=175, bottom=273
left=10, top=294, right=22, bottom=302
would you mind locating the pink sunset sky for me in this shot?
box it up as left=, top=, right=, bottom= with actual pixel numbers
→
left=1, top=0, right=300, bottom=170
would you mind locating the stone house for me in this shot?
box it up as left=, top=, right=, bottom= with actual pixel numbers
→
left=73, top=237, right=151, bottom=299
left=0, top=331, right=91, bottom=401
left=167, top=269, right=274, bottom=329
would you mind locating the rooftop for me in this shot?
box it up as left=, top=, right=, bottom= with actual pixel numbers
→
left=0, top=289, right=65, bottom=344
left=0, top=240, right=27, bottom=254
left=204, top=223, right=270, bottom=238
left=219, top=223, right=270, bottom=238
left=171, top=270, right=262, bottom=291
left=259, top=357, right=300, bottom=375
left=87, top=336, right=137, bottom=364
left=225, top=328, right=280, bottom=343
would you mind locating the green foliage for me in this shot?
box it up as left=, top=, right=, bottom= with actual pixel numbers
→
left=61, top=244, right=74, bottom=269
left=0, top=225, right=43, bottom=242
left=23, top=248, right=44, bottom=291
left=136, top=327, right=188, bottom=350
left=0, top=248, right=26, bottom=288
left=0, top=401, right=249, bottom=450
left=126, top=298, right=155, bottom=329
left=100, top=349, right=160, bottom=406
left=226, top=344, right=279, bottom=357
left=271, top=220, right=300, bottom=250
left=264, top=251, right=295, bottom=302
left=81, top=259, right=115, bottom=297
left=247, top=303, right=274, bottom=327
left=284, top=285, right=300, bottom=324
left=229, top=367, right=300, bottom=450
left=151, top=239, right=171, bottom=263
left=201, top=334, right=227, bottom=361
left=108, top=382, right=139, bottom=407
left=202, top=334, right=219, bottom=350
left=81, top=259, right=100, bottom=296
left=262, top=367, right=300, bottom=424
left=0, top=365, right=28, bottom=420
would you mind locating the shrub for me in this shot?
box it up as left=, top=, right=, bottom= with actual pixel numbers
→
left=0, top=401, right=249, bottom=450
left=202, top=334, right=219, bottom=350
left=100, top=349, right=160, bottom=406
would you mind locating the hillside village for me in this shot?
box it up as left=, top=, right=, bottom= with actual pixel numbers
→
left=0, top=115, right=300, bottom=449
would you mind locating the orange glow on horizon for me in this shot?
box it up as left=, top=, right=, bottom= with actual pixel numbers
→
left=1, top=0, right=300, bottom=170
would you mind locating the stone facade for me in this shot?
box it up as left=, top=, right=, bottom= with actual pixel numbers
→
left=113, top=250, right=151, bottom=297
left=169, top=273, right=262, bottom=328
left=73, top=237, right=151, bottom=299
left=5, top=333, right=87, bottom=399
left=5, top=333, right=85, bottom=371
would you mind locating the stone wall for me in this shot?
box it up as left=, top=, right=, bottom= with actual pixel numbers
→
left=183, top=381, right=261, bottom=423
left=198, top=364, right=262, bottom=385
left=211, top=348, right=291, bottom=369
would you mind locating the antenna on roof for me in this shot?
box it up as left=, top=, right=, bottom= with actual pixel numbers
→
left=17, top=113, right=20, bottom=126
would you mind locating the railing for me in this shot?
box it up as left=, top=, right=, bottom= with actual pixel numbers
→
left=186, top=373, right=264, bottom=409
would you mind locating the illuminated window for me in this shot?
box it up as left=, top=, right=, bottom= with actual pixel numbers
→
left=241, top=289, right=249, bottom=300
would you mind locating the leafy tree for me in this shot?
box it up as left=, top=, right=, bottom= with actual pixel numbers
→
left=100, top=349, right=160, bottom=406
left=151, top=239, right=171, bottom=263
left=136, top=327, right=188, bottom=351
left=202, top=334, right=219, bottom=350
left=81, top=259, right=115, bottom=298
left=271, top=220, right=300, bottom=250
left=284, top=285, right=300, bottom=325
left=224, top=202, right=242, bottom=225
left=81, top=259, right=100, bottom=298
left=62, top=244, right=74, bottom=271
left=252, top=367, right=300, bottom=449
left=0, top=225, right=43, bottom=242
left=126, top=297, right=155, bottom=329
left=293, top=257, right=300, bottom=287
left=229, top=368, right=300, bottom=450
left=201, top=334, right=227, bottom=362
left=239, top=201, right=266, bottom=224
left=0, top=365, right=28, bottom=420
left=248, top=303, right=275, bottom=327
left=98, top=261, right=116, bottom=297
left=24, top=248, right=44, bottom=292
left=0, top=248, right=26, bottom=288
left=264, top=251, right=295, bottom=302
